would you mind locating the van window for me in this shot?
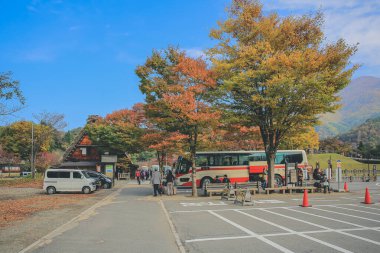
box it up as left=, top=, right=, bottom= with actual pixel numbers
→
left=47, top=171, right=70, bottom=178
left=47, top=171, right=58, bottom=178
left=73, top=172, right=82, bottom=179
left=60, top=172, right=70, bottom=178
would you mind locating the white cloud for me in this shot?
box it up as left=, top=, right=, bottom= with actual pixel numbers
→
left=184, top=48, right=206, bottom=58
left=20, top=47, right=55, bottom=62
left=265, top=0, right=380, bottom=69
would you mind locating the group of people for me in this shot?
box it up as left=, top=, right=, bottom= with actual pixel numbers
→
left=135, top=169, right=152, bottom=185
left=137, top=167, right=177, bottom=196
left=213, top=174, right=230, bottom=183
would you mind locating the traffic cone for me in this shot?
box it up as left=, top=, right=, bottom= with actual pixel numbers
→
left=363, top=187, right=374, bottom=204
left=344, top=182, right=349, bottom=192
left=300, top=189, right=312, bottom=207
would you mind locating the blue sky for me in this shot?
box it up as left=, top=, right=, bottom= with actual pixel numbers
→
left=1, top=0, right=379, bottom=130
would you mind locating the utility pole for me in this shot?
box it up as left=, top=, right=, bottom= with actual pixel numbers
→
left=31, top=123, right=35, bottom=179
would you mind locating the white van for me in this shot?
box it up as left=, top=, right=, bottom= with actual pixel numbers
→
left=43, top=169, right=97, bottom=194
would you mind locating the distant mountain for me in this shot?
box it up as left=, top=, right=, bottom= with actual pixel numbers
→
left=338, top=117, right=380, bottom=148
left=316, top=76, right=380, bottom=139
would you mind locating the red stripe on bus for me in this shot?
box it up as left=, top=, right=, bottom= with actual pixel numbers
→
left=178, top=177, right=250, bottom=187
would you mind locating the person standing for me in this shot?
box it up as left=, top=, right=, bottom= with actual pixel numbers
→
left=166, top=170, right=175, bottom=196
left=151, top=168, right=161, bottom=196
left=136, top=169, right=141, bottom=185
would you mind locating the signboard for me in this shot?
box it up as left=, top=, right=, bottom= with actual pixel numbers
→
left=289, top=170, right=297, bottom=183
left=336, top=160, right=341, bottom=168
left=105, top=164, right=114, bottom=178
left=335, top=168, right=342, bottom=182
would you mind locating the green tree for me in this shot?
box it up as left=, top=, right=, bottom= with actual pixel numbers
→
left=320, top=137, right=352, bottom=155
left=0, top=71, right=25, bottom=116
left=86, top=104, right=145, bottom=156
left=209, top=0, right=358, bottom=187
left=0, top=121, right=52, bottom=173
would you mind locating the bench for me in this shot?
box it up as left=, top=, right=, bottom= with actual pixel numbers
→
left=264, top=187, right=288, bottom=194
left=205, top=183, right=227, bottom=196
left=286, top=186, right=317, bottom=194
left=221, top=184, right=235, bottom=200
left=234, top=188, right=254, bottom=206
left=118, top=173, right=130, bottom=180
left=234, top=181, right=261, bottom=195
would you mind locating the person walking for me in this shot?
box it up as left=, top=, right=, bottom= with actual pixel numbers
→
left=166, top=170, right=175, bottom=196
left=151, top=168, right=161, bottom=196
left=135, top=169, right=141, bottom=185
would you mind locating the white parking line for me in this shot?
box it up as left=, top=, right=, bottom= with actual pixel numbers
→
left=207, top=210, right=295, bottom=253
left=311, top=207, right=380, bottom=223
left=262, top=208, right=380, bottom=247
left=244, top=209, right=353, bottom=253
left=350, top=204, right=380, bottom=211
left=331, top=205, right=380, bottom=216
left=284, top=207, right=369, bottom=229
left=169, top=203, right=375, bottom=214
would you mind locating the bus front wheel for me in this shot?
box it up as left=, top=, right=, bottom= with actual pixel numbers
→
left=201, top=177, right=212, bottom=189
left=275, top=174, right=284, bottom=187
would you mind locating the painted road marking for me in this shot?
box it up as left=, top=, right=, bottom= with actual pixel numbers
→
left=254, top=199, right=285, bottom=204
left=331, top=205, right=380, bottom=216
left=170, top=203, right=378, bottom=214
left=180, top=201, right=227, bottom=207
left=350, top=204, right=380, bottom=211
left=263, top=208, right=380, bottom=247
left=311, top=207, right=380, bottom=223
left=160, top=200, right=186, bottom=253
left=207, top=210, right=295, bottom=253
left=285, top=207, right=370, bottom=229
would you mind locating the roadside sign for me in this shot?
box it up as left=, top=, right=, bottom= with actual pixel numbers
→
left=336, top=160, right=341, bottom=168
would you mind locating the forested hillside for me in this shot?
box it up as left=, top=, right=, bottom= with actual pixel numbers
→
left=338, top=117, right=380, bottom=149
left=317, top=76, right=380, bottom=138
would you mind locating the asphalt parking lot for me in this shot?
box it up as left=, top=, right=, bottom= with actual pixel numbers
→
left=13, top=181, right=380, bottom=253
left=163, top=182, right=380, bottom=253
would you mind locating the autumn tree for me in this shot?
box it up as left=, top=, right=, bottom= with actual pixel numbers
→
left=35, top=151, right=61, bottom=172
left=201, top=124, right=263, bottom=151
left=320, top=137, right=352, bottom=155
left=142, top=130, right=186, bottom=172
left=0, top=71, right=25, bottom=116
left=0, top=145, right=21, bottom=176
left=209, top=0, right=358, bottom=187
left=86, top=104, right=146, bottom=157
left=0, top=121, right=52, bottom=173
left=33, top=112, right=67, bottom=151
left=279, top=127, right=319, bottom=151
left=136, top=47, right=220, bottom=196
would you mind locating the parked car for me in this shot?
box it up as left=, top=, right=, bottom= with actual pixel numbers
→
left=43, top=169, right=97, bottom=194
left=83, top=171, right=112, bottom=189
left=20, top=171, right=32, bottom=177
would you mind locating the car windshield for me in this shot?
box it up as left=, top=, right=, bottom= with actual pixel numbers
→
left=81, top=171, right=91, bottom=178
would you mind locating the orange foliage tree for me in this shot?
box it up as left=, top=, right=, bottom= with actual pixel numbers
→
left=136, top=47, right=220, bottom=196
left=201, top=124, right=263, bottom=151
left=142, top=131, right=187, bottom=172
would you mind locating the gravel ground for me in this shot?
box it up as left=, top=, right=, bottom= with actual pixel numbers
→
left=0, top=181, right=124, bottom=253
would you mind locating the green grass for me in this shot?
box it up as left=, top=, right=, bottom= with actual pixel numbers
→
left=0, top=173, right=44, bottom=186
left=307, top=153, right=375, bottom=171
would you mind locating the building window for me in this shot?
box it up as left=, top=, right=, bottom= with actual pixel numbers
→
left=80, top=147, right=87, bottom=156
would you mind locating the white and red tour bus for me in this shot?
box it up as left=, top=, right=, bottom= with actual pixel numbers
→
left=174, top=150, right=308, bottom=188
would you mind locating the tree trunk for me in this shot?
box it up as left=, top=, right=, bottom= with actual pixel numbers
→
left=157, top=151, right=164, bottom=173
left=267, top=151, right=276, bottom=188
left=190, top=151, right=198, bottom=197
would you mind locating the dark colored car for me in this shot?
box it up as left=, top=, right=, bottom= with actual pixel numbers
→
left=84, top=171, right=112, bottom=189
